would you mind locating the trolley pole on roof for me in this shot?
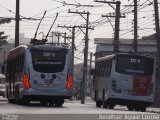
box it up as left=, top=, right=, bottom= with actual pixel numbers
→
left=15, top=0, right=20, bottom=47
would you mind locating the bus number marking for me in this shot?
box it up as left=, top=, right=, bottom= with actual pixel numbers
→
left=130, top=58, right=140, bottom=63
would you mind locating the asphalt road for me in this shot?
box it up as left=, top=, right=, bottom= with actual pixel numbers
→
left=0, top=97, right=159, bottom=120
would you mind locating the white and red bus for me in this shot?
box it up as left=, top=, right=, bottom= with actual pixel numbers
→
left=91, top=53, right=156, bottom=112
left=3, top=44, right=73, bottom=106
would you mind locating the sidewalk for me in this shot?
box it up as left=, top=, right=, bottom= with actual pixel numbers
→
left=147, top=107, right=160, bottom=113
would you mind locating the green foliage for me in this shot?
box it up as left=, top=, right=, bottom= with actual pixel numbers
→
left=0, top=18, right=11, bottom=48
left=0, top=18, right=11, bottom=25
left=0, top=32, right=8, bottom=46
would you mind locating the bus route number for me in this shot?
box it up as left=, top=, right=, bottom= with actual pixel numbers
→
left=130, top=58, right=140, bottom=63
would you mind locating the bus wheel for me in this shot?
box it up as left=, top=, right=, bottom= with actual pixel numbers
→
left=8, top=98, right=15, bottom=103
left=54, top=99, right=64, bottom=107
left=140, top=107, right=146, bottom=112
left=108, top=104, right=115, bottom=109
left=15, top=92, right=20, bottom=104
left=127, top=105, right=134, bottom=111
left=96, top=100, right=102, bottom=107
left=40, top=100, right=47, bottom=106
left=103, top=103, right=108, bottom=108
left=55, top=102, right=63, bottom=107
left=19, top=98, right=29, bottom=105
left=135, top=107, right=140, bottom=111
left=49, top=101, right=55, bottom=107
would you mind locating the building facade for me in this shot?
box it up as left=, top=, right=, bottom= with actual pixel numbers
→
left=95, top=38, right=157, bottom=58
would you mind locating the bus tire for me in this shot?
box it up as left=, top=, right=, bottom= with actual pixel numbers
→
left=40, top=100, right=47, bottom=106
left=55, top=102, right=63, bottom=107
left=141, top=107, right=146, bottom=112
left=96, top=100, right=102, bottom=107
left=15, top=92, right=20, bottom=104
left=18, top=97, right=29, bottom=105
left=8, top=98, right=15, bottom=103
left=135, top=107, right=140, bottom=111
left=127, top=105, right=134, bottom=111
left=108, top=104, right=115, bottom=109
left=54, top=99, right=64, bottom=107
left=49, top=101, right=55, bottom=106
left=103, top=102, right=109, bottom=108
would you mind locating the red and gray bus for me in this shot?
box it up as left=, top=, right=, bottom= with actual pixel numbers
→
left=91, top=53, right=156, bottom=112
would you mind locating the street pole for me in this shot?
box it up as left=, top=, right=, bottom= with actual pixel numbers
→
left=153, top=0, right=160, bottom=106
left=15, top=0, right=20, bottom=47
left=72, top=27, right=75, bottom=94
left=89, top=52, right=93, bottom=96
left=67, top=10, right=92, bottom=104
left=57, top=33, right=60, bottom=45
left=114, top=1, right=120, bottom=53
left=3, top=51, right=6, bottom=62
left=57, top=25, right=76, bottom=89
left=96, top=1, right=125, bottom=53
left=154, top=0, right=160, bottom=65
left=51, top=31, right=54, bottom=43
left=134, top=0, right=138, bottom=53
left=81, top=12, right=90, bottom=104
left=64, top=32, right=67, bottom=44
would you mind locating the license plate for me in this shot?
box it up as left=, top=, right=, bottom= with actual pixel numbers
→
left=44, top=81, right=53, bottom=86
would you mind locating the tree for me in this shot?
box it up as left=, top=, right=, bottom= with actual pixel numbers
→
left=0, top=18, right=11, bottom=48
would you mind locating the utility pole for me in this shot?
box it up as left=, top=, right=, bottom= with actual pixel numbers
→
left=49, top=32, right=67, bottom=44
left=153, top=0, right=160, bottom=107
left=51, top=31, right=54, bottom=43
left=60, top=32, right=67, bottom=44
left=154, top=0, right=160, bottom=65
left=58, top=25, right=76, bottom=92
left=114, top=1, right=121, bottom=53
left=68, top=10, right=91, bottom=104
left=15, top=0, right=20, bottom=47
left=57, top=33, right=60, bottom=45
left=95, top=0, right=125, bottom=53
left=89, top=52, right=93, bottom=96
left=3, top=51, right=6, bottom=62
left=64, top=32, right=67, bottom=44
left=134, top=0, right=138, bottom=53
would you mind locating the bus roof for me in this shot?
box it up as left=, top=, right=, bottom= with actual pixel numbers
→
left=29, top=44, right=70, bottom=50
left=7, top=45, right=27, bottom=61
left=7, top=44, right=71, bottom=61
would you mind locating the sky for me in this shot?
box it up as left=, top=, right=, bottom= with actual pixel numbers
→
left=0, top=0, right=158, bottom=63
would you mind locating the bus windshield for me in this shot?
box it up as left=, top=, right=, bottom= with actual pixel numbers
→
left=115, top=54, right=154, bottom=75
left=31, top=49, right=67, bottom=73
